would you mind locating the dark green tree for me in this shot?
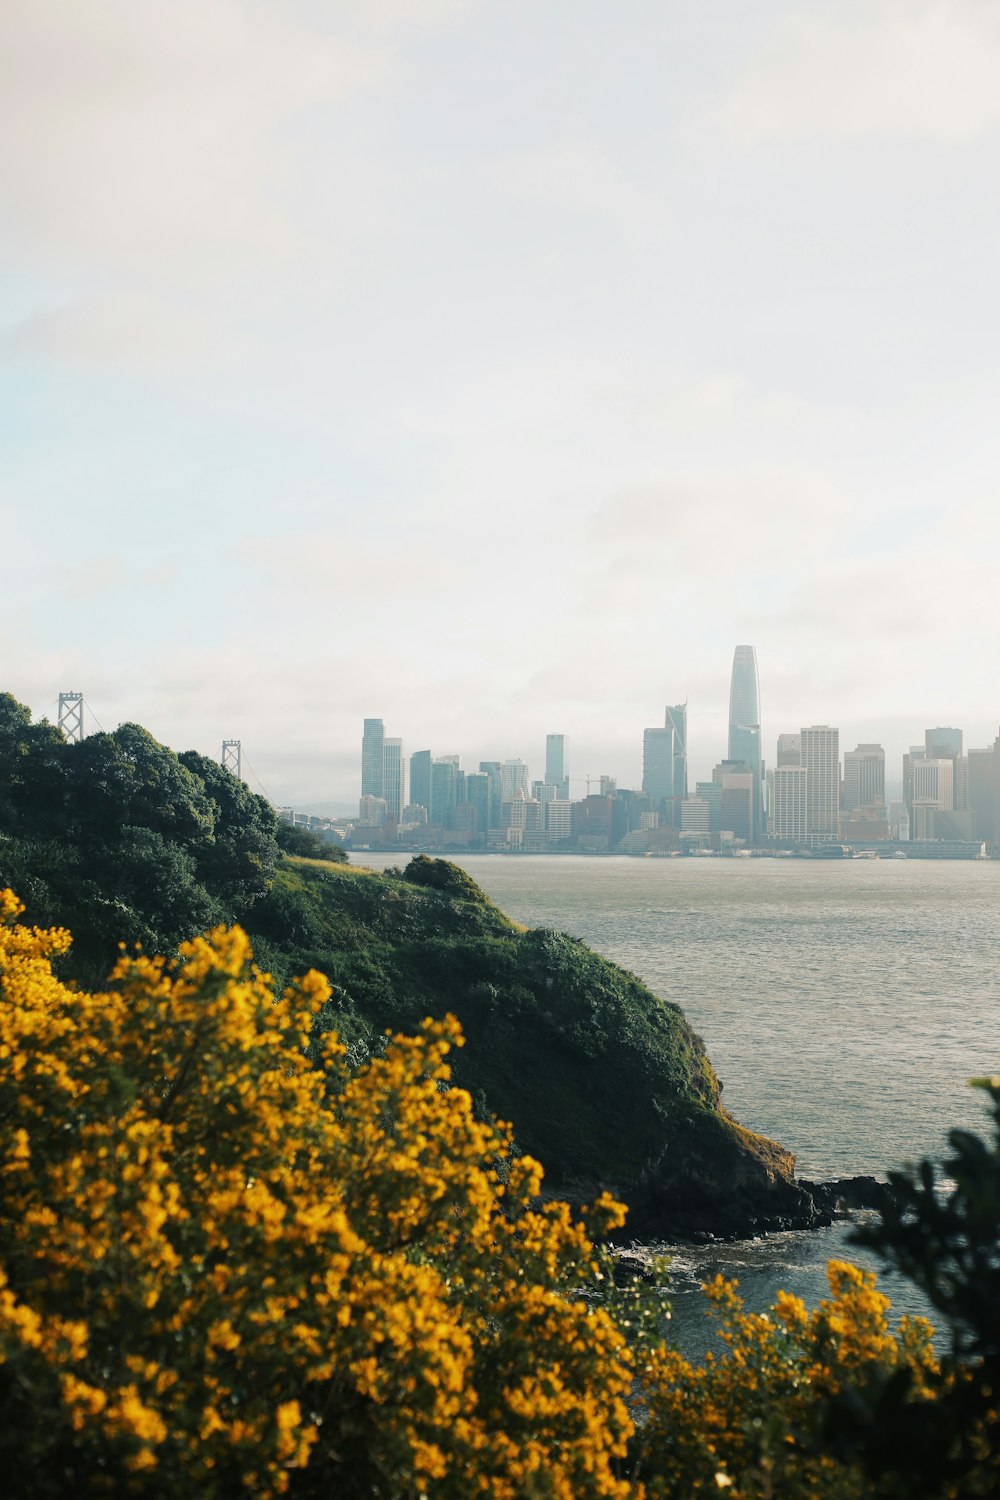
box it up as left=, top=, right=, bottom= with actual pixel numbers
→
left=830, top=1078, right=1000, bottom=1496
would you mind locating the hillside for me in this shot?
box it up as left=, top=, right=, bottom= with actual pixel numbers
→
left=0, top=693, right=820, bottom=1238
left=246, top=855, right=821, bottom=1239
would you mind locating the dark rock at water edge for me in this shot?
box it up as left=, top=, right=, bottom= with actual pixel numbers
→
left=799, top=1175, right=892, bottom=1217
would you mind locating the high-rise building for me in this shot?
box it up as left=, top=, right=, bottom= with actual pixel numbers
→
left=665, top=703, right=688, bottom=800
left=842, top=744, right=885, bottom=813
left=382, top=738, right=404, bottom=822
left=642, top=727, right=674, bottom=806
left=361, top=718, right=385, bottom=800
left=968, top=735, right=1000, bottom=841
left=665, top=699, right=689, bottom=828
left=545, top=734, right=569, bottom=798
left=728, top=646, right=762, bottom=840
left=409, top=750, right=432, bottom=816
left=500, top=759, right=530, bottom=803
left=430, top=757, right=459, bottom=827
left=464, top=772, right=491, bottom=836
left=800, top=725, right=840, bottom=845
left=713, top=760, right=755, bottom=842
left=770, top=765, right=809, bottom=843
left=926, top=728, right=965, bottom=810
left=776, top=733, right=801, bottom=767
left=478, top=762, right=502, bottom=830
left=925, top=727, right=963, bottom=761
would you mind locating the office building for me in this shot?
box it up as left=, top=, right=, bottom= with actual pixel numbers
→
left=431, top=757, right=460, bottom=827
left=968, top=738, right=1000, bottom=841
left=409, top=750, right=432, bottom=816
left=382, top=738, right=404, bottom=823
left=545, top=734, right=570, bottom=798
left=361, top=718, right=385, bottom=800
left=728, top=646, right=763, bottom=840
left=842, top=744, right=885, bottom=813
left=770, top=765, right=809, bottom=844
left=642, top=726, right=674, bottom=806
left=776, top=733, right=801, bottom=767
left=500, top=759, right=530, bottom=803
left=665, top=702, right=688, bottom=811
left=800, top=725, right=840, bottom=845
left=713, top=760, right=755, bottom=843
left=926, top=728, right=965, bottom=810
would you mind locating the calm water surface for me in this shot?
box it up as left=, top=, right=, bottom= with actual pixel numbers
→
left=361, top=853, right=1000, bottom=1347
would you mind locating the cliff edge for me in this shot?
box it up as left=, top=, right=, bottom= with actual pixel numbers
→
left=249, top=855, right=822, bottom=1240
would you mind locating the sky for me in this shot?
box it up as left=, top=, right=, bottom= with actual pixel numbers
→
left=4, top=0, right=1000, bottom=811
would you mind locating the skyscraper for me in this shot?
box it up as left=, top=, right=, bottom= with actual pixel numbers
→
left=409, top=750, right=432, bottom=815
left=842, top=744, right=885, bottom=812
left=361, top=718, right=385, bottom=800
left=545, top=734, right=569, bottom=798
left=770, top=765, right=808, bottom=843
left=728, top=646, right=762, bottom=841
left=800, top=725, right=840, bottom=845
left=665, top=703, right=688, bottom=805
left=382, top=738, right=404, bottom=822
left=642, top=727, right=674, bottom=806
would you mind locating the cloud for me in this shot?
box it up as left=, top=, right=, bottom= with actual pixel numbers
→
left=0, top=0, right=386, bottom=270
left=711, top=1, right=1000, bottom=143
left=0, top=292, right=226, bottom=370
left=490, top=137, right=668, bottom=237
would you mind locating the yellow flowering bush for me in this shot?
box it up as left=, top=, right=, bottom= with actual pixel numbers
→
left=0, top=890, right=634, bottom=1498
left=634, top=1260, right=938, bottom=1499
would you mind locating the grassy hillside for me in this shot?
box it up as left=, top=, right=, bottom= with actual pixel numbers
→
left=245, top=855, right=815, bottom=1236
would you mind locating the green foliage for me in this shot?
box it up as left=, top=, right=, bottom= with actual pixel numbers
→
left=835, top=1077, right=1000, bottom=1496
left=0, top=696, right=279, bottom=981
left=243, top=859, right=784, bottom=1227
left=275, top=821, right=348, bottom=863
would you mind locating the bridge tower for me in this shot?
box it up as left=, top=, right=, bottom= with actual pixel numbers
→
left=222, top=739, right=242, bottom=780
left=58, top=692, right=85, bottom=743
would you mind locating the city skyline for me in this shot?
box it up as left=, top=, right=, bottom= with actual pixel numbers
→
left=6, top=4, right=1000, bottom=808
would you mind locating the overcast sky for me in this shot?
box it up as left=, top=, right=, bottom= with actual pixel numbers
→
left=4, top=0, right=1000, bottom=809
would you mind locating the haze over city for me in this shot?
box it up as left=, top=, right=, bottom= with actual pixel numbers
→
left=5, top=2, right=1000, bottom=807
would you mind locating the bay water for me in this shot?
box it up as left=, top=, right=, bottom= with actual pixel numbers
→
left=359, top=853, right=1000, bottom=1351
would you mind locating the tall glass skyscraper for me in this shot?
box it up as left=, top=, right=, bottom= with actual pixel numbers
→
left=361, top=718, right=385, bottom=800
left=728, top=646, right=763, bottom=842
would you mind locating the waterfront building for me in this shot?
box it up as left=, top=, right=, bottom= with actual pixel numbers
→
left=357, top=794, right=387, bottom=826
left=842, top=744, right=885, bottom=813
left=642, top=726, right=674, bottom=808
left=728, top=647, right=763, bottom=840
left=545, top=734, right=570, bottom=798
left=464, top=772, right=491, bottom=836
left=382, top=738, right=404, bottom=822
left=361, top=719, right=385, bottom=800
left=409, top=750, right=432, bottom=816
left=430, top=757, right=460, bottom=827
left=695, top=779, right=722, bottom=835
left=665, top=703, right=688, bottom=822
left=925, top=728, right=966, bottom=810
left=680, top=797, right=710, bottom=834
left=713, top=760, right=755, bottom=843
left=478, top=762, right=502, bottom=829
left=770, top=765, right=809, bottom=844
left=800, top=726, right=840, bottom=845
left=546, top=799, right=573, bottom=840
left=500, top=759, right=530, bottom=804
left=968, top=742, right=999, bottom=841
left=911, top=759, right=955, bottom=835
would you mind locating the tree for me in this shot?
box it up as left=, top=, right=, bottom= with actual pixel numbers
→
left=274, top=822, right=347, bottom=864
left=836, top=1078, right=1000, bottom=1496
left=0, top=889, right=634, bottom=1498
left=634, top=1261, right=937, bottom=1499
